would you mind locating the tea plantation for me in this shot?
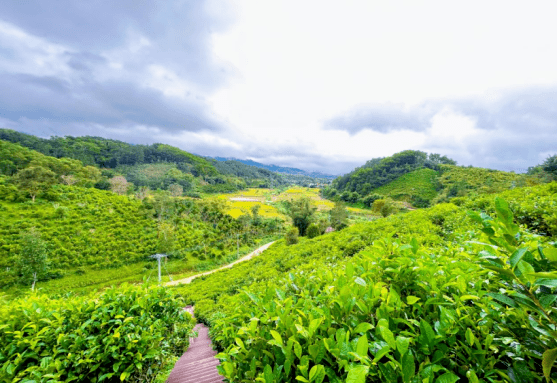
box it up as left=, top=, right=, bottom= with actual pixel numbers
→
left=173, top=182, right=557, bottom=382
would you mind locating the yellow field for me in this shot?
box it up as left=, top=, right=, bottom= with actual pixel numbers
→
left=214, top=187, right=376, bottom=222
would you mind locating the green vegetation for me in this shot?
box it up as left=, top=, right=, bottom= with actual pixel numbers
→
left=324, top=150, right=455, bottom=202
left=372, top=168, right=438, bottom=207
left=172, top=182, right=556, bottom=382
left=528, top=154, right=557, bottom=182
left=324, top=150, right=548, bottom=209
left=0, top=139, right=284, bottom=295
left=0, top=284, right=194, bottom=382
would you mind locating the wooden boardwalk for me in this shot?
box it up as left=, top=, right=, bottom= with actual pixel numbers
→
left=166, top=306, right=224, bottom=383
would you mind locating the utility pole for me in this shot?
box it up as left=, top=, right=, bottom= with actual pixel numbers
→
left=150, top=253, right=167, bottom=284
left=237, top=233, right=239, bottom=258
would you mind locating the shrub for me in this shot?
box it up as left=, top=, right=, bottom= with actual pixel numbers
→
left=285, top=226, right=299, bottom=245
left=0, top=284, right=194, bottom=382
left=306, top=223, right=321, bottom=239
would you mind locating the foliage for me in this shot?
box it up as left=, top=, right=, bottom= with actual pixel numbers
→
left=362, top=193, right=384, bottom=207
left=371, top=198, right=398, bottom=217
left=0, top=184, right=272, bottom=293
left=528, top=154, right=557, bottom=182
left=15, top=228, right=49, bottom=289
left=172, top=182, right=556, bottom=382
left=284, top=197, right=317, bottom=236
left=325, top=150, right=455, bottom=201
left=0, top=284, right=195, bottom=382
left=329, top=201, right=349, bottom=230
left=14, top=166, right=57, bottom=202
left=285, top=227, right=299, bottom=245
left=371, top=168, right=438, bottom=207
left=306, top=223, right=321, bottom=239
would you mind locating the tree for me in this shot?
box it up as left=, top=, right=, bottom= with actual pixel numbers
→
left=16, top=228, right=49, bottom=290
left=363, top=193, right=383, bottom=208
left=306, top=223, right=321, bottom=239
left=109, top=175, right=130, bottom=195
left=156, top=221, right=176, bottom=254
left=330, top=201, right=349, bottom=230
left=542, top=154, right=557, bottom=180
left=286, top=197, right=316, bottom=236
left=61, top=174, right=78, bottom=185
left=169, top=183, right=183, bottom=197
left=250, top=204, right=261, bottom=226
left=14, top=166, right=57, bottom=202
left=285, top=226, right=299, bottom=245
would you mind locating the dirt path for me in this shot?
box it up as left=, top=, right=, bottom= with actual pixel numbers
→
left=166, top=241, right=275, bottom=287
left=166, top=306, right=223, bottom=383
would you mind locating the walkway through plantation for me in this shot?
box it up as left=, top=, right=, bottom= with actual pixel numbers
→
left=166, top=306, right=223, bottom=383
left=165, top=241, right=275, bottom=382
left=166, top=241, right=275, bottom=286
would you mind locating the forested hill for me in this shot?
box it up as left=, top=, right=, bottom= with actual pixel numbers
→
left=322, top=150, right=554, bottom=207
left=213, top=156, right=337, bottom=179
left=323, top=150, right=456, bottom=197
left=207, top=159, right=287, bottom=187
left=0, top=129, right=278, bottom=192
left=0, top=129, right=217, bottom=177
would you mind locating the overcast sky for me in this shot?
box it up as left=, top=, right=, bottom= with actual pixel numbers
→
left=0, top=1, right=555, bottom=175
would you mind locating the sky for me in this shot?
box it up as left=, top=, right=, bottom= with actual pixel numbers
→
left=0, top=1, right=555, bottom=175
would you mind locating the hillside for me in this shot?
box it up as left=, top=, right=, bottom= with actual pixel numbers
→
left=172, top=181, right=557, bottom=382
left=0, top=129, right=274, bottom=194
left=0, top=140, right=285, bottom=295
left=324, top=150, right=544, bottom=208
left=323, top=150, right=456, bottom=200
left=213, top=156, right=337, bottom=180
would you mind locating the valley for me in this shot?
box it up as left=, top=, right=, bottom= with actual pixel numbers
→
left=0, top=131, right=556, bottom=382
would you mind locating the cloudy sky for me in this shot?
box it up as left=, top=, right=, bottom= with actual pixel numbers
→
left=0, top=1, right=555, bottom=175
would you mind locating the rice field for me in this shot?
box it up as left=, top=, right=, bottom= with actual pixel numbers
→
left=215, top=187, right=375, bottom=220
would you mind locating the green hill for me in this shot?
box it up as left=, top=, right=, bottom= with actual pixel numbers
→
left=324, top=150, right=545, bottom=208
left=172, top=182, right=557, bottom=382
left=370, top=168, right=438, bottom=207
left=0, top=140, right=283, bottom=294
left=0, top=130, right=274, bottom=194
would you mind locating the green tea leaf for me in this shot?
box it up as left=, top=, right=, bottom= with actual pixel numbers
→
left=535, top=278, right=557, bottom=288
left=264, top=364, right=273, bottom=383
left=346, top=263, right=354, bottom=279
left=378, top=326, right=396, bottom=350
left=466, top=370, right=479, bottom=383
left=356, top=334, right=368, bottom=358
left=294, top=342, right=302, bottom=359
left=420, top=320, right=435, bottom=350
left=543, top=348, right=557, bottom=383
left=401, top=350, right=415, bottom=383
left=353, top=322, right=373, bottom=334
left=486, top=292, right=517, bottom=307
left=435, top=372, right=459, bottom=383
left=396, top=336, right=410, bottom=357
left=309, top=365, right=325, bottom=383
left=406, top=296, right=420, bottom=305
left=354, top=277, right=367, bottom=286
left=346, top=365, right=369, bottom=383
left=494, top=197, right=512, bottom=224
left=510, top=247, right=529, bottom=269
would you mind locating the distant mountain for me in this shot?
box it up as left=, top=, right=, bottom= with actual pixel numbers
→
left=213, top=157, right=337, bottom=180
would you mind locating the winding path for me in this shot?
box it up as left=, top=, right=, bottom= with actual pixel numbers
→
left=165, top=241, right=276, bottom=382
left=166, top=241, right=275, bottom=287
left=166, top=306, right=223, bottom=383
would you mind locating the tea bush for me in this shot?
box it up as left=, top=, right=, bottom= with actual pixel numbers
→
left=173, top=183, right=556, bottom=382
left=0, top=284, right=194, bottom=382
